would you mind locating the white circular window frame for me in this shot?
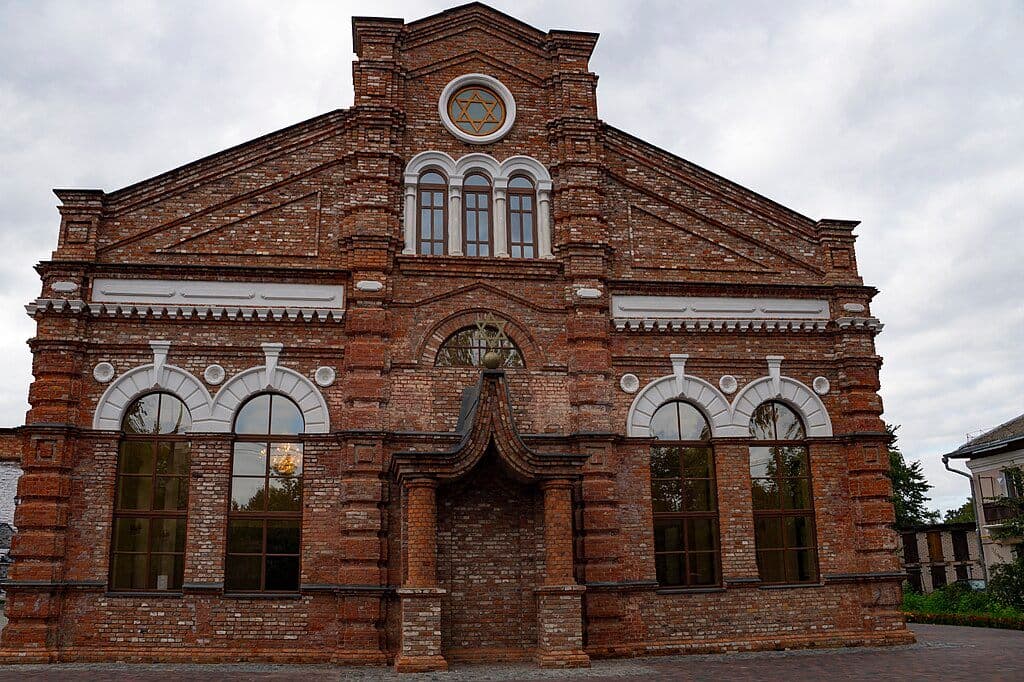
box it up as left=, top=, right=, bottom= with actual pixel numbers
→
left=438, top=73, right=517, bottom=145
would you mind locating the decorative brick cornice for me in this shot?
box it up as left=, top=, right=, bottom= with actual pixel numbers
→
left=26, top=298, right=344, bottom=322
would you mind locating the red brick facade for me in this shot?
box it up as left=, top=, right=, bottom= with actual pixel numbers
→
left=0, top=2, right=911, bottom=670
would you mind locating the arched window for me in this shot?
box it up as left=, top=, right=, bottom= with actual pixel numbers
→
left=507, top=175, right=536, bottom=259
left=463, top=173, right=492, bottom=256
left=435, top=324, right=524, bottom=368
left=749, top=401, right=818, bottom=584
left=226, top=393, right=304, bottom=593
left=650, top=400, right=719, bottom=587
left=418, top=170, right=448, bottom=255
left=110, top=392, right=191, bottom=592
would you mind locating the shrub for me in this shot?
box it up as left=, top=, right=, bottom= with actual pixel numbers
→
left=901, top=582, right=1024, bottom=620
left=989, top=558, right=1024, bottom=612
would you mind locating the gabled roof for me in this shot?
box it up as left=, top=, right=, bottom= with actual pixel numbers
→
left=945, top=412, right=1024, bottom=459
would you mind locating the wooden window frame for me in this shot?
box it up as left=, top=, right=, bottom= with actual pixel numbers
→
left=462, top=173, right=493, bottom=257
left=109, top=392, right=190, bottom=593
left=225, top=393, right=304, bottom=594
left=749, top=401, right=820, bottom=585
left=417, top=171, right=448, bottom=256
left=650, top=401, right=721, bottom=589
left=507, top=175, right=537, bottom=259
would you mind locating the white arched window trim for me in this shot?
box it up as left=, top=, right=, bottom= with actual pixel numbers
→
left=93, top=364, right=213, bottom=431
left=627, top=372, right=832, bottom=439
left=402, top=151, right=553, bottom=259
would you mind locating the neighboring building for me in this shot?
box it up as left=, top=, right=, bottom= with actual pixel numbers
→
left=0, top=3, right=910, bottom=670
left=897, top=523, right=983, bottom=593
left=0, top=430, right=23, bottom=600
left=944, top=413, right=1024, bottom=569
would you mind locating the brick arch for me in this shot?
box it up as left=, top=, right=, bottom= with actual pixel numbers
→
left=93, top=364, right=213, bottom=431
left=418, top=309, right=546, bottom=369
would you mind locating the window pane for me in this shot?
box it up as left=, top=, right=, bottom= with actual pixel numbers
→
left=522, top=196, right=532, bottom=210
left=231, top=477, right=267, bottom=512
left=522, top=214, right=533, bottom=242
left=269, top=396, right=304, bottom=435
left=509, top=176, right=533, bottom=189
left=233, top=441, right=267, bottom=476
left=420, top=171, right=445, bottom=185
left=755, top=517, right=784, bottom=549
left=465, top=174, right=489, bottom=187
left=655, top=553, right=684, bottom=587
left=117, top=476, right=152, bottom=510
left=154, top=476, right=188, bottom=511
left=120, top=441, right=154, bottom=475
left=111, top=553, right=148, bottom=590
left=267, top=476, right=302, bottom=512
left=689, top=552, right=717, bottom=586
left=479, top=194, right=489, bottom=209
left=749, top=402, right=777, bottom=440
left=511, top=245, right=522, bottom=258
left=784, top=515, right=816, bottom=548
left=676, top=403, right=710, bottom=441
left=432, top=241, right=444, bottom=255
left=751, top=478, right=778, bottom=510
left=267, top=520, right=301, bottom=554
left=235, top=394, right=271, bottom=434
left=269, top=443, right=303, bottom=477
left=683, top=478, right=713, bottom=512
left=225, top=555, right=262, bottom=591
left=757, top=550, right=786, bottom=583
left=156, top=441, right=189, bottom=476
left=149, top=553, right=184, bottom=590
left=687, top=518, right=716, bottom=552
left=681, top=447, right=712, bottom=478
left=157, top=395, right=191, bottom=434
left=420, top=209, right=431, bottom=239
left=466, top=193, right=476, bottom=209
left=650, top=403, right=680, bottom=440
left=777, top=446, right=809, bottom=477
left=511, top=213, right=521, bottom=241
left=433, top=191, right=443, bottom=205
left=651, top=446, right=680, bottom=479
left=265, top=556, right=300, bottom=591
left=791, top=549, right=818, bottom=582
left=749, top=447, right=775, bottom=479
left=774, top=403, right=805, bottom=440
left=652, top=479, right=682, bottom=513
left=228, top=519, right=264, bottom=554
left=522, top=245, right=534, bottom=259
left=113, top=517, right=149, bottom=553
left=123, top=393, right=161, bottom=434
left=150, top=518, right=186, bottom=553
left=654, top=519, right=684, bottom=552
left=780, top=477, right=811, bottom=510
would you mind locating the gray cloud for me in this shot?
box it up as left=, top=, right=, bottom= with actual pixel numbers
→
left=1, top=0, right=1020, bottom=512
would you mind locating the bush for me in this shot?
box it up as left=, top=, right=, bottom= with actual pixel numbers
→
left=902, top=582, right=1024, bottom=621
left=989, top=559, right=1024, bottom=612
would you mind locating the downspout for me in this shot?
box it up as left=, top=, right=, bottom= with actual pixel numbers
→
left=943, top=455, right=989, bottom=583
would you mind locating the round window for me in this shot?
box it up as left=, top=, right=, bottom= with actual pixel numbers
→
left=438, top=74, right=516, bottom=144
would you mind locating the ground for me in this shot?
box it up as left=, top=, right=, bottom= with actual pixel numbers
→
left=0, top=625, right=1021, bottom=680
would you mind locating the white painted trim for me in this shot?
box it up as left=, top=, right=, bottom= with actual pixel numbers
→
left=438, top=73, right=517, bottom=144
left=93, top=364, right=213, bottom=431
left=207, top=365, right=329, bottom=434
left=91, top=279, right=344, bottom=309
left=627, top=374, right=733, bottom=438
left=729, top=376, right=833, bottom=438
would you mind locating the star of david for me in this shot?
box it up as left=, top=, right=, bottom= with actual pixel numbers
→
left=451, top=88, right=503, bottom=134
left=475, top=314, right=508, bottom=350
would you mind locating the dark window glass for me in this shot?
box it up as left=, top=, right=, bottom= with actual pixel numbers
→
left=952, top=530, right=970, bottom=561
left=463, top=173, right=492, bottom=257
left=650, top=402, right=719, bottom=587
left=955, top=564, right=969, bottom=582
left=906, top=567, right=923, bottom=593
left=226, top=393, right=303, bottom=593
left=749, top=401, right=818, bottom=584
left=930, top=565, right=948, bottom=589
left=434, top=324, right=524, bottom=368
left=507, top=175, right=536, bottom=259
left=111, top=393, right=190, bottom=591
left=902, top=532, right=920, bottom=564
left=417, top=171, right=447, bottom=255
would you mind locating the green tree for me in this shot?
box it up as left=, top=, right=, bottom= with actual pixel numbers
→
left=943, top=497, right=975, bottom=524
left=886, top=424, right=940, bottom=529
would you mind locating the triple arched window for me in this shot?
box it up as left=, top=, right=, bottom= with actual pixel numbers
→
left=405, top=152, right=552, bottom=258
left=649, top=400, right=720, bottom=587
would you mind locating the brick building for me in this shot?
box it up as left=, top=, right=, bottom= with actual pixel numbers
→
left=0, top=3, right=911, bottom=671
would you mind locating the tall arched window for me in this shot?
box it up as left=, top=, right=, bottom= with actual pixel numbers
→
left=749, top=401, right=818, bottom=584
left=435, top=324, right=524, bottom=368
left=226, top=393, right=304, bottom=593
left=650, top=400, right=719, bottom=587
left=463, top=173, right=492, bottom=256
left=418, top=170, right=448, bottom=255
left=110, top=392, right=191, bottom=592
left=507, top=175, right=536, bottom=259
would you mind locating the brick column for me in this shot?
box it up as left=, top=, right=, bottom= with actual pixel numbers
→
left=394, top=477, right=446, bottom=673
left=535, top=478, right=590, bottom=669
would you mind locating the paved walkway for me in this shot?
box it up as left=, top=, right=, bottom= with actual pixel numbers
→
left=0, top=625, right=1022, bottom=680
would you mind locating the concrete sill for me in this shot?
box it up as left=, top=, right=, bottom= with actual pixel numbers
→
left=104, top=591, right=184, bottom=599
left=656, top=586, right=726, bottom=595
left=223, top=592, right=303, bottom=600
left=757, top=582, right=825, bottom=590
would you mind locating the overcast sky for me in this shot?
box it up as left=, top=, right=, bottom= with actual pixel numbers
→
left=1, top=0, right=1021, bottom=512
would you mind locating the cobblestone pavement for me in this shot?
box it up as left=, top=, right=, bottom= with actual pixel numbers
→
left=1, top=625, right=1022, bottom=681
